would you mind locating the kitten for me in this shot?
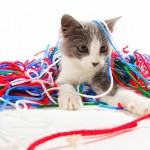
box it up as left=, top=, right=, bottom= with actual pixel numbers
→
left=56, top=14, right=150, bottom=116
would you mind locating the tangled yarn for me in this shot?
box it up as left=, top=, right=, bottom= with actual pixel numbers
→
left=0, top=20, right=150, bottom=111
left=0, top=19, right=149, bottom=150
left=112, top=48, right=150, bottom=97
left=0, top=44, right=109, bottom=111
left=26, top=46, right=150, bottom=149
left=0, top=44, right=149, bottom=111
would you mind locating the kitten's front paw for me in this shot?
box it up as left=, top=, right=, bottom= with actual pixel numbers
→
left=126, top=101, right=150, bottom=116
left=58, top=93, right=83, bottom=110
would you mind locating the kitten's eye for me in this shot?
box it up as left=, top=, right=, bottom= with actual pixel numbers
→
left=77, top=45, right=88, bottom=53
left=100, top=45, right=108, bottom=53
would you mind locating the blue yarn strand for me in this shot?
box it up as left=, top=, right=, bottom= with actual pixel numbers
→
left=99, top=104, right=123, bottom=110
left=92, top=20, right=150, bottom=85
left=26, top=45, right=50, bottom=69
left=0, top=97, right=9, bottom=111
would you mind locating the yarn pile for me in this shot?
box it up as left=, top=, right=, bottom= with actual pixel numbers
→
left=112, top=47, right=150, bottom=97
left=0, top=44, right=107, bottom=111
left=25, top=46, right=150, bottom=150
left=0, top=20, right=150, bottom=111
left=0, top=44, right=150, bottom=111
left=0, top=20, right=150, bottom=149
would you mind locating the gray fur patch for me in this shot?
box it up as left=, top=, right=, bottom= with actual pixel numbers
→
left=59, top=14, right=121, bottom=96
left=91, top=71, right=119, bottom=96
left=60, top=15, right=110, bottom=59
left=60, top=27, right=91, bottom=58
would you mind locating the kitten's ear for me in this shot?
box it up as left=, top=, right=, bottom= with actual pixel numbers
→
left=61, top=14, right=82, bottom=35
left=105, top=16, right=122, bottom=32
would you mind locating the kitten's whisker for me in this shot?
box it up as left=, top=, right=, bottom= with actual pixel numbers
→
left=110, top=67, right=123, bottom=74
left=99, top=65, right=108, bottom=73
left=104, top=62, right=123, bottom=69
left=113, top=64, right=123, bottom=69
left=101, top=63, right=122, bottom=74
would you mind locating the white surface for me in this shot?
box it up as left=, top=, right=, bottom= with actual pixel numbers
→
left=1, top=108, right=150, bottom=150
left=0, top=0, right=150, bottom=150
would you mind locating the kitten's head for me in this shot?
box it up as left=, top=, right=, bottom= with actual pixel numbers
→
left=60, top=14, right=121, bottom=70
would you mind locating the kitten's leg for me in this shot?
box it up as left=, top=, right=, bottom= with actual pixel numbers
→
left=57, top=84, right=83, bottom=110
left=101, top=89, right=150, bottom=116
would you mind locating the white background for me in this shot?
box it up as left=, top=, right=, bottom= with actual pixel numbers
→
left=0, top=0, right=150, bottom=61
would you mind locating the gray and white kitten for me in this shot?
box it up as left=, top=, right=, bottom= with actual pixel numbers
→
left=56, top=14, right=150, bottom=116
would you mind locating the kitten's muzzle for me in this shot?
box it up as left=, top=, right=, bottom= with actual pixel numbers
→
left=92, top=62, right=99, bottom=67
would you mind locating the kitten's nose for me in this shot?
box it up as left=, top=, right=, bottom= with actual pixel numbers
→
left=92, top=62, right=99, bottom=67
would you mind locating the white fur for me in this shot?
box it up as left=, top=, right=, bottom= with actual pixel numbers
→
left=57, top=36, right=105, bottom=110
left=90, top=36, right=105, bottom=65
left=58, top=84, right=83, bottom=110
left=80, top=36, right=106, bottom=69
left=57, top=35, right=150, bottom=115
left=57, top=36, right=103, bottom=85
left=102, top=88, right=150, bottom=116
left=57, top=54, right=98, bottom=110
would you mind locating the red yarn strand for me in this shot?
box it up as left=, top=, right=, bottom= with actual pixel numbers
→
left=27, top=114, right=150, bottom=150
